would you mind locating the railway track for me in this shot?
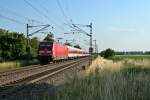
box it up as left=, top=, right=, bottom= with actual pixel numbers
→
left=0, top=57, right=89, bottom=99
left=0, top=57, right=89, bottom=86
left=0, top=57, right=88, bottom=86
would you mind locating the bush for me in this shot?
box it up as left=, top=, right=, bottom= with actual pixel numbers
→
left=100, top=48, right=115, bottom=58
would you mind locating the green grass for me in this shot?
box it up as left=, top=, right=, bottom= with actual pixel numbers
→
left=0, top=59, right=39, bottom=72
left=44, top=56, right=150, bottom=100
left=47, top=66, right=150, bottom=100
left=112, top=55, right=150, bottom=61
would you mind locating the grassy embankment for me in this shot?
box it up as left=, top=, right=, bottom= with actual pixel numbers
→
left=44, top=55, right=150, bottom=100
left=0, top=59, right=39, bottom=72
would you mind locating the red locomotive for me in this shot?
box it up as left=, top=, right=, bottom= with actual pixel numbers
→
left=38, top=41, right=89, bottom=63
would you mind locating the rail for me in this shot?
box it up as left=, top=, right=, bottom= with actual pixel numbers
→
left=0, top=57, right=89, bottom=86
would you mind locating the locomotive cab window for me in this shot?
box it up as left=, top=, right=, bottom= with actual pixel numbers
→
left=39, top=45, right=52, bottom=50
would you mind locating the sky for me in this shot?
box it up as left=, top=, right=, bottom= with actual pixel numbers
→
left=0, top=0, right=150, bottom=52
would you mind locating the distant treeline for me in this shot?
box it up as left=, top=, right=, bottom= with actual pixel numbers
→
left=115, top=51, right=150, bottom=55
left=0, top=29, right=39, bottom=62
left=100, top=48, right=150, bottom=59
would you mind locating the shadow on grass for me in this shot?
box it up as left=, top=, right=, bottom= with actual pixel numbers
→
left=0, top=83, right=56, bottom=100
left=120, top=65, right=150, bottom=77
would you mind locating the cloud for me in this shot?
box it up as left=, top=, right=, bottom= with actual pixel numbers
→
left=109, top=27, right=145, bottom=34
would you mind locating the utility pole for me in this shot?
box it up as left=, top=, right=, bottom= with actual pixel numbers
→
left=26, top=24, right=29, bottom=45
left=93, top=39, right=97, bottom=53
left=89, top=23, right=93, bottom=64
left=27, top=24, right=29, bottom=38
left=96, top=45, right=98, bottom=53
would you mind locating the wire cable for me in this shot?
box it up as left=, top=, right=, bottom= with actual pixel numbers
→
left=33, top=0, right=65, bottom=27
left=24, top=0, right=64, bottom=30
left=0, top=14, right=25, bottom=25
left=56, top=0, right=71, bottom=24
left=0, top=6, right=44, bottom=24
left=64, top=0, right=74, bottom=23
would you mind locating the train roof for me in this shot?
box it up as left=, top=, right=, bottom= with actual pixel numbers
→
left=66, top=45, right=83, bottom=51
left=39, top=41, right=88, bottom=52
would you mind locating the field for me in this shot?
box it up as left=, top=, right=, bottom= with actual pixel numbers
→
left=44, top=55, right=150, bottom=100
left=112, top=55, right=150, bottom=61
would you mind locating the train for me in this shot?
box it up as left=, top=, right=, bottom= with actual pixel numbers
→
left=38, top=41, right=89, bottom=63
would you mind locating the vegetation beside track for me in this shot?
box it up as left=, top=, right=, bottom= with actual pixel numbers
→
left=112, top=55, right=150, bottom=61
left=0, top=28, right=40, bottom=72
left=0, top=29, right=40, bottom=62
left=44, top=56, right=150, bottom=100
left=0, top=59, right=39, bottom=72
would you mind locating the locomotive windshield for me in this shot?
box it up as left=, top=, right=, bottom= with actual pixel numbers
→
left=39, top=45, right=52, bottom=50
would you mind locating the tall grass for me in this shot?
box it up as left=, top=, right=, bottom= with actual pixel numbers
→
left=45, top=56, right=150, bottom=100
left=112, top=55, right=150, bottom=61
left=112, top=55, right=150, bottom=67
left=0, top=62, right=20, bottom=72
left=0, top=59, right=39, bottom=72
left=54, top=68, right=150, bottom=100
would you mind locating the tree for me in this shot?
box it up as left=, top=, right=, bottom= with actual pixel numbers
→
left=44, top=33, right=54, bottom=41
left=30, top=37, right=39, bottom=58
left=100, top=48, right=115, bottom=58
left=10, top=32, right=26, bottom=59
left=0, top=28, right=40, bottom=61
left=74, top=44, right=81, bottom=49
left=144, top=51, right=150, bottom=55
left=64, top=42, right=72, bottom=46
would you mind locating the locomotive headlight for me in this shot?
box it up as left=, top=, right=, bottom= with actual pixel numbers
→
left=46, top=51, right=51, bottom=53
left=39, top=51, right=45, bottom=53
